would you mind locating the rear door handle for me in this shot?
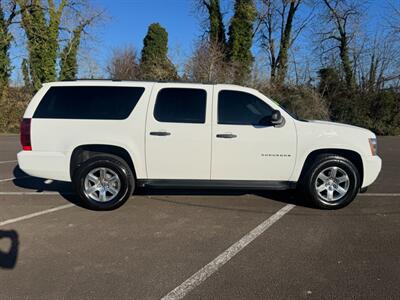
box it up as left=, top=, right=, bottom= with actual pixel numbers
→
left=150, top=131, right=171, bottom=136
left=216, top=133, right=237, bottom=139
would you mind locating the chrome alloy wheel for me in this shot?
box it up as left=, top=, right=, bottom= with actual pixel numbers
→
left=315, top=166, right=350, bottom=204
left=84, top=167, right=121, bottom=202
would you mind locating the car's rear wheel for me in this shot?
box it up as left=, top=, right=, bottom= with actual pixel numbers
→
left=304, top=154, right=360, bottom=209
left=73, top=154, right=135, bottom=210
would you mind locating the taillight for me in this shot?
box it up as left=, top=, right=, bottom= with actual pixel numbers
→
left=20, top=118, right=32, bottom=151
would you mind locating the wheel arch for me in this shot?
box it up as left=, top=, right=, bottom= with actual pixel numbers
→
left=70, top=144, right=137, bottom=180
left=298, top=148, right=364, bottom=187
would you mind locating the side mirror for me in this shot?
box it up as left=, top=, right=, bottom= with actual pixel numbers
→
left=270, top=110, right=284, bottom=126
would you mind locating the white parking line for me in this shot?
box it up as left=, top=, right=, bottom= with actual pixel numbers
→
left=359, top=193, right=400, bottom=197
left=161, top=204, right=295, bottom=300
left=0, top=204, right=75, bottom=227
left=0, top=176, right=30, bottom=183
left=0, top=160, right=17, bottom=164
left=0, top=191, right=73, bottom=195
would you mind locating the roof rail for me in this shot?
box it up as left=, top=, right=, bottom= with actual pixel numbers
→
left=63, top=78, right=215, bottom=85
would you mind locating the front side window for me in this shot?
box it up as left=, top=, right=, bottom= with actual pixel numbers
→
left=154, top=88, right=207, bottom=124
left=34, top=86, right=145, bottom=120
left=218, top=90, right=273, bottom=125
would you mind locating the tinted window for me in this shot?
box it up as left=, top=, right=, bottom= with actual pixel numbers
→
left=34, top=86, right=145, bottom=120
left=154, top=88, right=206, bottom=123
left=218, top=90, right=273, bottom=125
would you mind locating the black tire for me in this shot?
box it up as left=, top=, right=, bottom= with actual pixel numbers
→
left=72, top=154, right=135, bottom=210
left=303, top=154, right=360, bottom=209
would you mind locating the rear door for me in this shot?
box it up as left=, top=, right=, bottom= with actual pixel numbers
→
left=145, top=84, right=213, bottom=179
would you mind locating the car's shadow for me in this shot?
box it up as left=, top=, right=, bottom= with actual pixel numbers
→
left=13, top=166, right=73, bottom=193
left=12, top=166, right=81, bottom=207
left=12, top=165, right=314, bottom=210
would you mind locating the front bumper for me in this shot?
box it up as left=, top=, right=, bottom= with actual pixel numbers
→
left=362, top=155, right=382, bottom=188
left=17, top=150, right=71, bottom=182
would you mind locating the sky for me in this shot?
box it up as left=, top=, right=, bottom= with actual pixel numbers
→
left=10, top=0, right=212, bottom=81
left=9, top=0, right=390, bottom=82
left=77, top=0, right=232, bottom=78
left=89, top=0, right=206, bottom=72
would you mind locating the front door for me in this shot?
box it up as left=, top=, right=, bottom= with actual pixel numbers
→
left=211, top=87, right=297, bottom=181
left=146, top=84, right=213, bottom=179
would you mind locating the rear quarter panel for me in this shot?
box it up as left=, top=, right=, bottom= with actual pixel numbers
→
left=26, top=81, right=153, bottom=181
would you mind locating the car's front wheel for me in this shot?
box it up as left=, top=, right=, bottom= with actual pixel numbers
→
left=304, top=155, right=360, bottom=209
left=73, top=154, right=135, bottom=210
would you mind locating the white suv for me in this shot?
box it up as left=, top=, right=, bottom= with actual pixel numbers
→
left=18, top=81, right=382, bottom=210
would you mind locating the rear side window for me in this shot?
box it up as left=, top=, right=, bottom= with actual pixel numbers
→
left=33, top=86, right=145, bottom=120
left=218, top=90, right=273, bottom=125
left=154, top=88, right=207, bottom=124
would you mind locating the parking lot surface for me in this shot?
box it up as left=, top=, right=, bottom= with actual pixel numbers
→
left=0, top=135, right=399, bottom=299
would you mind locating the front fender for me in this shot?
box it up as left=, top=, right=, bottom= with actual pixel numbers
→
left=290, top=120, right=374, bottom=183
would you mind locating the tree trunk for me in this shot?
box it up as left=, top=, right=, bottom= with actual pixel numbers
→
left=339, top=36, right=355, bottom=89
left=275, top=2, right=298, bottom=86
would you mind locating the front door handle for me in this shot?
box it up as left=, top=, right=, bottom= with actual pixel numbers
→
left=216, top=133, right=237, bottom=139
left=150, top=131, right=171, bottom=136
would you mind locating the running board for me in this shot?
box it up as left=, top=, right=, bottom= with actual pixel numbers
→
left=137, top=179, right=296, bottom=190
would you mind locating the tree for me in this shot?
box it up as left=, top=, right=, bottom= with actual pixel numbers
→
left=356, top=34, right=400, bottom=91
left=17, top=0, right=100, bottom=90
left=0, top=1, right=16, bottom=96
left=107, top=46, right=139, bottom=80
left=193, top=0, right=229, bottom=83
left=318, top=0, right=362, bottom=89
left=389, top=1, right=400, bottom=35
left=18, top=0, right=64, bottom=90
left=317, top=66, right=349, bottom=121
left=59, top=25, right=82, bottom=81
left=59, top=15, right=97, bottom=81
left=259, top=0, right=308, bottom=85
left=227, top=0, right=257, bottom=83
left=139, top=23, right=177, bottom=81
left=318, top=67, right=342, bottom=96
left=185, top=40, right=235, bottom=83
left=21, top=58, right=31, bottom=89
left=197, top=0, right=226, bottom=46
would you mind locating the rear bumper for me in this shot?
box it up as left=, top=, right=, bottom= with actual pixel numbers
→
left=362, top=155, right=382, bottom=188
left=17, top=151, right=71, bottom=182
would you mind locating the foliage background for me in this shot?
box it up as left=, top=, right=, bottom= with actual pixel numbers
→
left=0, top=0, right=399, bottom=135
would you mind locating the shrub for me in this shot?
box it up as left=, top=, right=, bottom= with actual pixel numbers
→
left=255, top=83, right=330, bottom=121
left=352, top=90, right=400, bottom=136
left=0, top=87, right=31, bottom=133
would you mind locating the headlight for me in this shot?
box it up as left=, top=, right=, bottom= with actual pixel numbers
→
left=369, top=138, right=378, bottom=156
